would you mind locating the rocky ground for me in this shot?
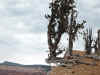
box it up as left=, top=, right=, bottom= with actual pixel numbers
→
left=49, top=51, right=100, bottom=75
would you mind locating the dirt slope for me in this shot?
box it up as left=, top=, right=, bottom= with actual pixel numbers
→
left=49, top=51, right=100, bottom=75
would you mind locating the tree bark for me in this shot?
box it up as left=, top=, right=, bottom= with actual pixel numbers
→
left=69, top=34, right=73, bottom=56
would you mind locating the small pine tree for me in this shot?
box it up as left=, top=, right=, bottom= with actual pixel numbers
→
left=83, top=28, right=93, bottom=54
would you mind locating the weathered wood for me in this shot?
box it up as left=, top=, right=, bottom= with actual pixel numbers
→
left=77, top=61, right=97, bottom=66
left=85, top=55, right=100, bottom=60
left=96, top=30, right=100, bottom=55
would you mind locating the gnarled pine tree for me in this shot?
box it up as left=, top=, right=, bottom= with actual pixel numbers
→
left=46, top=0, right=85, bottom=60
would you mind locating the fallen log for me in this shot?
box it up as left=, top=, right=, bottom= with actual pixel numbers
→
left=84, top=55, right=100, bottom=60
left=77, top=61, right=97, bottom=66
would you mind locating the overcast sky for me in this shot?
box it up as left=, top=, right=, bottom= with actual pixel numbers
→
left=0, top=0, right=100, bottom=65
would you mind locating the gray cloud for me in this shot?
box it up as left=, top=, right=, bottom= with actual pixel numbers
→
left=0, top=0, right=49, bottom=64
left=78, top=0, right=100, bottom=27
left=0, top=0, right=99, bottom=64
left=0, top=0, right=49, bottom=33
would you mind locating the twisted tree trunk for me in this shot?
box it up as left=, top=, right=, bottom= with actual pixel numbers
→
left=69, top=34, right=73, bottom=56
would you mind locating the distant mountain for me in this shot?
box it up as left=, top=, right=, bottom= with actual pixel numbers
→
left=0, top=61, right=51, bottom=72
left=0, top=61, right=22, bottom=66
